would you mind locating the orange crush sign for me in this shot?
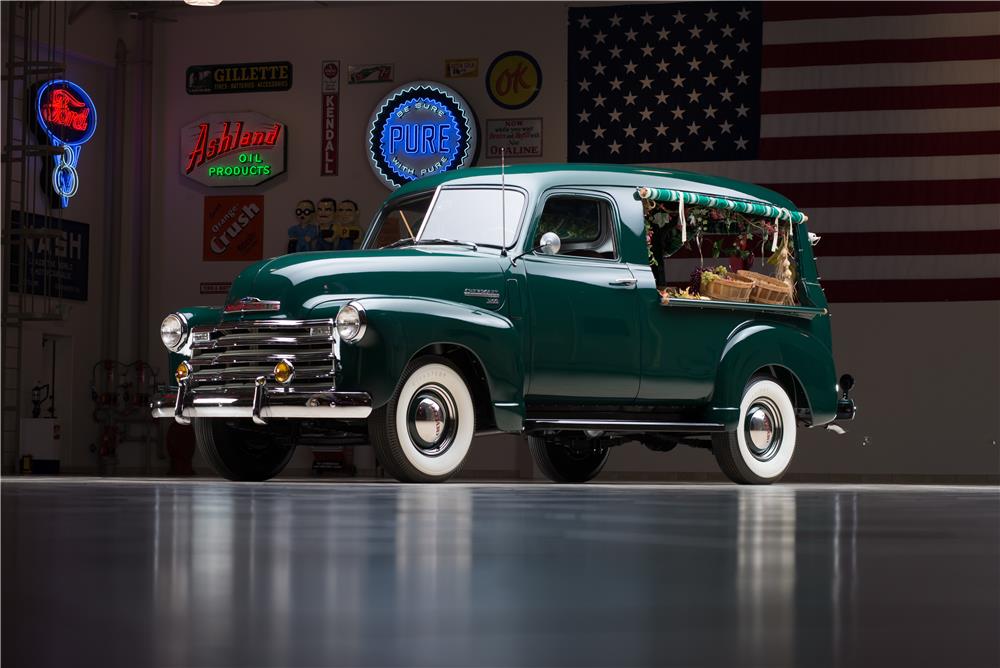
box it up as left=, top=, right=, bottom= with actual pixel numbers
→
left=485, top=51, right=542, bottom=110
left=203, top=195, right=264, bottom=262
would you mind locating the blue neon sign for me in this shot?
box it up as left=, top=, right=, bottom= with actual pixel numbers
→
left=368, top=82, right=477, bottom=189
left=35, top=79, right=97, bottom=208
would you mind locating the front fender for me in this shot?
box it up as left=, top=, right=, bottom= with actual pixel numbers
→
left=166, top=306, right=223, bottom=387
left=311, top=296, right=524, bottom=430
left=709, top=322, right=838, bottom=428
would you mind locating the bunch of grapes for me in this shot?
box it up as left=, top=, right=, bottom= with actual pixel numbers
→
left=689, top=266, right=707, bottom=293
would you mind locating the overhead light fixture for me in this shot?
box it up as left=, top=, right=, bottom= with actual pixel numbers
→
left=184, top=0, right=223, bottom=6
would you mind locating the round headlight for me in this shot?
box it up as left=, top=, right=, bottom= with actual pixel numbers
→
left=160, top=313, right=188, bottom=352
left=335, top=302, right=367, bottom=343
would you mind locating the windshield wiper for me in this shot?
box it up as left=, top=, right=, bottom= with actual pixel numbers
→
left=413, top=238, right=480, bottom=251
left=382, top=237, right=479, bottom=251
left=383, top=237, right=416, bottom=249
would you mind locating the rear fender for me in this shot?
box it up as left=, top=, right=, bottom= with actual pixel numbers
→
left=709, top=322, right=838, bottom=429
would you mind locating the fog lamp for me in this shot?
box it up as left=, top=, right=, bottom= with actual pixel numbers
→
left=175, top=361, right=192, bottom=383
left=273, top=359, right=295, bottom=384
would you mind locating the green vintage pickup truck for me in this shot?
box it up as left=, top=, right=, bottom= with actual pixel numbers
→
left=153, top=164, right=855, bottom=484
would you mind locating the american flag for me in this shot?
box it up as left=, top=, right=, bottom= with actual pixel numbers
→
left=567, top=2, right=1000, bottom=302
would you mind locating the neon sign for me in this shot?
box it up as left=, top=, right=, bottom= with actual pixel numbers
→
left=35, top=80, right=97, bottom=208
left=367, top=82, right=477, bottom=189
left=180, top=112, right=286, bottom=187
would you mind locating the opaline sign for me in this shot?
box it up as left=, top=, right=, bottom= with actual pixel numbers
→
left=34, top=80, right=97, bottom=208
left=367, top=82, right=477, bottom=189
left=180, top=112, right=286, bottom=187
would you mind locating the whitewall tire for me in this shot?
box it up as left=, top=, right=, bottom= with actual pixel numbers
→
left=712, top=377, right=797, bottom=484
left=368, top=357, right=475, bottom=483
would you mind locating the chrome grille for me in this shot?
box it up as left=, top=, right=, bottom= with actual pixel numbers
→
left=188, top=319, right=337, bottom=392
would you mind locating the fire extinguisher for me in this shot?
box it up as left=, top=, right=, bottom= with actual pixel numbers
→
left=99, top=425, right=118, bottom=458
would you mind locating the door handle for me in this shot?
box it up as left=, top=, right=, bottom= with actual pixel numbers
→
left=608, top=278, right=637, bottom=287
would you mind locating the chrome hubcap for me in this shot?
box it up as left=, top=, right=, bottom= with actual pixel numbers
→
left=744, top=399, right=783, bottom=462
left=406, top=384, right=457, bottom=456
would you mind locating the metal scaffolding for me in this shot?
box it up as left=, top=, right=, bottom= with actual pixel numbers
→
left=2, top=2, right=70, bottom=473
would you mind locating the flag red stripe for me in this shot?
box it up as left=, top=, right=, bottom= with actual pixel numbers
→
left=763, top=1, right=1000, bottom=22
left=760, top=84, right=1000, bottom=114
left=759, top=131, right=1000, bottom=159
left=667, top=230, right=1000, bottom=259
left=761, top=179, right=1000, bottom=207
left=822, top=278, right=1000, bottom=302
left=814, top=229, right=1000, bottom=256
left=763, top=34, right=1000, bottom=68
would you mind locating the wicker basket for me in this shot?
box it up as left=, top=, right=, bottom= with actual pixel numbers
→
left=701, top=273, right=753, bottom=302
left=737, top=270, right=794, bottom=305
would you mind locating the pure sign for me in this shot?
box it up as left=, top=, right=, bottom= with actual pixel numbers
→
left=367, top=81, right=477, bottom=189
left=180, top=112, right=287, bottom=187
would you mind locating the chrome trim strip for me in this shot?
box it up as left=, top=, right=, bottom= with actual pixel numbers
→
left=152, top=389, right=372, bottom=421
left=522, top=419, right=726, bottom=433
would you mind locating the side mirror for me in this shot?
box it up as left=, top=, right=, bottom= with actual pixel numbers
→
left=539, top=232, right=561, bottom=255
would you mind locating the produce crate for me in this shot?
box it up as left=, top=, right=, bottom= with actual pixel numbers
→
left=701, top=273, right=753, bottom=302
left=736, top=270, right=793, bottom=305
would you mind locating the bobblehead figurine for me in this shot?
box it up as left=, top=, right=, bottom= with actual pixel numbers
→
left=315, top=197, right=338, bottom=250
left=287, top=199, right=318, bottom=253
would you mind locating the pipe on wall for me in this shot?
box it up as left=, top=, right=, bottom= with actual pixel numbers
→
left=131, top=15, right=153, bottom=365
left=101, top=38, right=127, bottom=362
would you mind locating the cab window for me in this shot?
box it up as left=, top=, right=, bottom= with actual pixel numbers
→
left=533, top=196, right=617, bottom=260
left=366, top=193, right=434, bottom=249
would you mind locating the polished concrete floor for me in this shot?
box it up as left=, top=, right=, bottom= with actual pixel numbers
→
left=2, top=479, right=998, bottom=668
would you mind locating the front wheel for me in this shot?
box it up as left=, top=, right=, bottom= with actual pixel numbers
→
left=712, top=377, right=797, bottom=484
left=193, top=418, right=297, bottom=482
left=528, top=434, right=609, bottom=483
left=368, top=357, right=475, bottom=483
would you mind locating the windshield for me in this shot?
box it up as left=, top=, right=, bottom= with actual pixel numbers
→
left=417, top=187, right=525, bottom=248
left=366, top=193, right=434, bottom=249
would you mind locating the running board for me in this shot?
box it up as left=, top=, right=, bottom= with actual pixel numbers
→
left=523, top=419, right=726, bottom=433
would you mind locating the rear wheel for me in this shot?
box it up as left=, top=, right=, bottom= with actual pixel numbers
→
left=193, top=418, right=297, bottom=482
left=712, top=377, right=797, bottom=484
left=528, top=434, right=609, bottom=483
left=368, top=357, right=475, bottom=483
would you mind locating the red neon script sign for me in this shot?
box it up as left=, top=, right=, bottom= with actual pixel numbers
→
left=184, top=120, right=282, bottom=174
left=41, top=89, right=91, bottom=132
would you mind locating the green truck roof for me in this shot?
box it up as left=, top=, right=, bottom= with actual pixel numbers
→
left=389, top=163, right=798, bottom=211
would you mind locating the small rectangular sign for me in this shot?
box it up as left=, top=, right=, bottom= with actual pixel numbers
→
left=321, top=60, right=340, bottom=93
left=186, top=61, right=292, bottom=95
left=199, top=281, right=232, bottom=295
left=485, top=118, right=543, bottom=159
left=445, top=58, right=479, bottom=78
left=8, top=211, right=89, bottom=301
left=348, top=63, right=393, bottom=84
left=203, top=196, right=264, bottom=262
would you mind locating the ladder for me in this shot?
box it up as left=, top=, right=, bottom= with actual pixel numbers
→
left=2, top=2, right=69, bottom=473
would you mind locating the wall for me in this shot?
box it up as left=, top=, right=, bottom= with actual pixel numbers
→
left=4, top=3, right=134, bottom=472
left=37, top=2, right=998, bottom=478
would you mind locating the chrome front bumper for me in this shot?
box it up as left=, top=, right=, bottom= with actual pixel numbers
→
left=151, top=381, right=372, bottom=425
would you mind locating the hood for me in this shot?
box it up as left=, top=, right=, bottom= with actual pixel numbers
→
left=225, top=247, right=508, bottom=319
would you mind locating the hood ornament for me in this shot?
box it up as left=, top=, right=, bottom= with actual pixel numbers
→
left=224, top=296, right=281, bottom=314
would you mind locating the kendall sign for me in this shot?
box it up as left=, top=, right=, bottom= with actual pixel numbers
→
left=180, top=112, right=287, bottom=187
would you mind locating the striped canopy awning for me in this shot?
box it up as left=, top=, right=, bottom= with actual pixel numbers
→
left=637, top=187, right=809, bottom=224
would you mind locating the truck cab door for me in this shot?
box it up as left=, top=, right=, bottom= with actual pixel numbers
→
left=521, top=191, right=641, bottom=402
